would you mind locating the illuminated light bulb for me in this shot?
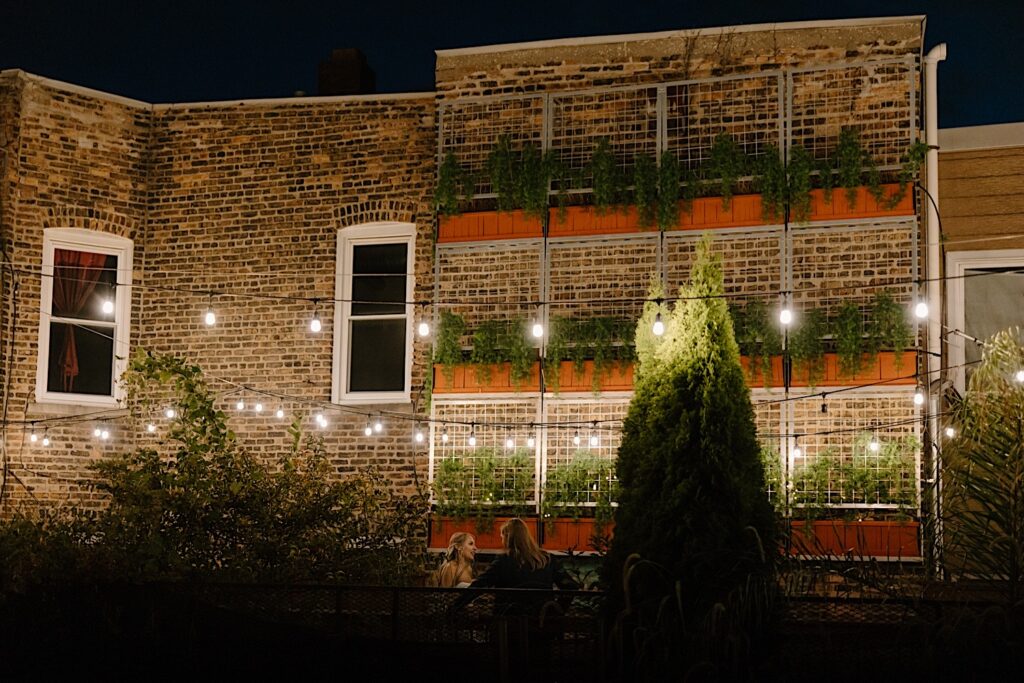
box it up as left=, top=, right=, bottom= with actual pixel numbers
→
left=315, top=413, right=326, bottom=426
left=914, top=301, right=929, bottom=319
left=526, top=434, right=536, bottom=448
left=100, top=429, right=110, bottom=440
left=945, top=426, right=956, bottom=438
left=29, top=432, right=38, bottom=443
left=310, top=312, right=322, bottom=333
left=1016, top=370, right=1024, bottom=383
left=147, top=423, right=156, bottom=433
left=102, top=298, right=114, bottom=315
left=204, top=308, right=216, bottom=326
left=505, top=434, right=515, bottom=450
left=93, top=427, right=102, bottom=437
left=318, top=417, right=328, bottom=429
left=414, top=427, right=425, bottom=444
left=364, top=421, right=373, bottom=437
left=589, top=433, right=599, bottom=447
left=441, top=427, right=449, bottom=444
left=914, top=389, right=925, bottom=406
left=779, top=308, right=793, bottom=326
left=373, top=416, right=383, bottom=433
left=792, top=445, right=803, bottom=459
left=573, top=430, right=581, bottom=447
left=165, top=407, right=176, bottom=419
left=236, top=400, right=245, bottom=411
left=468, top=427, right=477, bottom=448
left=417, top=320, right=430, bottom=337
left=652, top=312, right=665, bottom=337
left=869, top=435, right=880, bottom=453
left=275, top=407, right=285, bottom=419
left=254, top=403, right=263, bottom=413
left=531, top=321, right=543, bottom=339
left=42, top=435, right=51, bottom=447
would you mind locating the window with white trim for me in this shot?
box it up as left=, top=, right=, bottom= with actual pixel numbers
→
left=37, top=229, right=133, bottom=405
left=947, top=248, right=1024, bottom=391
left=333, top=222, right=415, bottom=403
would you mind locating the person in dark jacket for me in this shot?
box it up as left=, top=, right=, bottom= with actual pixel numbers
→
left=471, top=518, right=559, bottom=590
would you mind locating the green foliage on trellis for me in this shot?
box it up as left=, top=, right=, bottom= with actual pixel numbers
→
left=432, top=447, right=535, bottom=531
left=541, top=450, right=617, bottom=527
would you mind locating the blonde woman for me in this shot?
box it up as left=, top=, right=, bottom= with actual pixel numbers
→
left=436, top=532, right=477, bottom=587
left=470, top=518, right=560, bottom=589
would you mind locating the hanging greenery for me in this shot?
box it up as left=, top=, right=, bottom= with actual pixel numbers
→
left=541, top=451, right=618, bottom=530
left=633, top=152, right=658, bottom=228
left=680, top=165, right=701, bottom=216
left=435, top=310, right=466, bottom=384
left=878, top=139, right=930, bottom=210
left=834, top=301, right=865, bottom=378
left=590, top=138, right=625, bottom=213
left=516, top=143, right=551, bottom=220
left=502, top=318, right=535, bottom=387
left=788, top=307, right=827, bottom=387
left=657, top=151, right=681, bottom=230
left=434, top=151, right=474, bottom=216
left=835, top=128, right=867, bottom=207
left=544, top=315, right=635, bottom=394
left=432, top=448, right=535, bottom=530
left=487, top=134, right=518, bottom=212
left=755, top=145, right=787, bottom=222
left=469, top=318, right=535, bottom=386
left=708, top=132, right=747, bottom=209
left=868, top=291, right=912, bottom=370
left=816, top=156, right=837, bottom=204
left=732, top=300, right=783, bottom=387
left=787, top=144, right=814, bottom=223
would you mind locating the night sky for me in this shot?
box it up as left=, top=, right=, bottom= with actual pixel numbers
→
left=1, top=0, right=1020, bottom=128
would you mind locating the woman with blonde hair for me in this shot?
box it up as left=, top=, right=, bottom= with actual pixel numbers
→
left=470, top=518, right=560, bottom=589
left=436, top=532, right=476, bottom=587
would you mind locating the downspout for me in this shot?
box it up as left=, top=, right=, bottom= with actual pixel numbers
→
left=923, top=42, right=947, bottom=575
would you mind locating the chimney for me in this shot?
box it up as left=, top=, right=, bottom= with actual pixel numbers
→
left=318, top=49, right=376, bottom=96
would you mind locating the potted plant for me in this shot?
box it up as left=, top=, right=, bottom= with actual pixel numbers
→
left=540, top=451, right=617, bottom=552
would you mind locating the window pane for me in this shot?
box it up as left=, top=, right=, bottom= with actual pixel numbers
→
left=351, top=243, right=407, bottom=316
left=52, top=249, right=118, bottom=321
left=47, top=322, right=115, bottom=395
left=964, top=268, right=1024, bottom=365
left=349, top=319, right=406, bottom=392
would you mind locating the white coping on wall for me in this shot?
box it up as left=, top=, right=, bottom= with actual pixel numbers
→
left=0, top=69, right=433, bottom=110
left=939, top=123, right=1024, bottom=152
left=435, top=15, right=926, bottom=56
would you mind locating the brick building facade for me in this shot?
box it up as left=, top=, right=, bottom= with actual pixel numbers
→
left=1, top=16, right=949, bottom=559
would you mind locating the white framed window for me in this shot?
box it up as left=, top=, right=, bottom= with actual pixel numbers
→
left=947, top=248, right=1024, bottom=392
left=333, top=222, right=415, bottom=404
left=36, top=228, right=133, bottom=406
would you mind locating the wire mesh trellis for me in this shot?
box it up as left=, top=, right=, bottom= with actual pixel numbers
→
left=665, top=72, right=785, bottom=171
left=787, top=57, right=917, bottom=169
left=438, top=94, right=546, bottom=197
left=665, top=228, right=784, bottom=302
left=753, top=392, right=784, bottom=506
left=544, top=398, right=628, bottom=506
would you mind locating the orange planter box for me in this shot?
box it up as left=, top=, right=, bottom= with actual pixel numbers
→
left=548, top=205, right=643, bottom=236
left=811, top=351, right=917, bottom=387
left=808, top=184, right=915, bottom=221
left=438, top=210, right=543, bottom=243
left=433, top=363, right=541, bottom=394
left=740, top=355, right=786, bottom=387
left=789, top=519, right=920, bottom=559
left=553, top=360, right=634, bottom=392
left=541, top=518, right=614, bottom=553
left=675, top=193, right=767, bottom=230
left=429, top=516, right=535, bottom=551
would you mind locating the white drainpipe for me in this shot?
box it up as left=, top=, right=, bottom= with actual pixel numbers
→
left=923, top=42, right=947, bottom=573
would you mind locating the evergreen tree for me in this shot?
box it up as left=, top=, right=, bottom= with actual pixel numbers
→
left=607, top=235, right=775, bottom=607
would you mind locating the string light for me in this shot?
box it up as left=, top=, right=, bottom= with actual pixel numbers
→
left=417, top=305, right=431, bottom=338
left=652, top=312, right=665, bottom=337
left=468, top=424, right=477, bottom=448
left=573, top=429, right=581, bottom=447
left=1015, top=370, right=1024, bottom=383
left=147, top=423, right=156, bottom=433
left=441, top=426, right=449, bottom=444
left=531, top=303, right=544, bottom=339
left=316, top=412, right=328, bottom=429
left=944, top=426, right=956, bottom=438
left=29, top=431, right=38, bottom=443
left=101, top=283, right=115, bottom=315
left=868, top=433, right=880, bottom=453
left=792, top=438, right=803, bottom=459
left=165, top=407, right=176, bottom=419
left=504, top=430, right=514, bottom=450
left=914, top=300, right=929, bottom=319
left=93, top=427, right=102, bottom=438
left=42, top=431, right=51, bottom=447
left=254, top=402, right=263, bottom=413
left=236, top=399, right=245, bottom=411
left=309, top=299, right=322, bottom=333
left=526, top=427, right=536, bottom=449
left=100, top=428, right=110, bottom=440
left=373, top=414, right=384, bottom=433
left=913, top=387, right=925, bottom=406
left=589, top=422, right=599, bottom=448
left=275, top=406, right=285, bottom=419
left=204, top=294, right=216, bottom=326
left=364, top=418, right=373, bottom=437
left=414, top=424, right=425, bottom=444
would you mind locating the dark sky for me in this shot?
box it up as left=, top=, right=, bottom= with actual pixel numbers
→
left=1, top=0, right=1020, bottom=128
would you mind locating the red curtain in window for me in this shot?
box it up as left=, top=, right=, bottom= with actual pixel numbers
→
left=52, top=249, right=107, bottom=392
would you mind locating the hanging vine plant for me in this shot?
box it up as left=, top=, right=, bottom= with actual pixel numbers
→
left=788, top=307, right=827, bottom=387
left=834, top=301, right=866, bottom=379
left=502, top=318, right=535, bottom=387
left=544, top=316, right=572, bottom=393
left=835, top=128, right=867, bottom=207
left=517, top=143, right=551, bottom=220
left=817, top=156, right=837, bottom=204
left=708, top=132, right=747, bottom=210
left=487, top=134, right=518, bottom=212
left=755, top=145, right=787, bottom=222
left=435, top=310, right=466, bottom=384
left=633, top=152, right=658, bottom=228
left=657, top=150, right=681, bottom=230
left=434, top=151, right=474, bottom=216
left=868, top=291, right=912, bottom=370
left=787, top=145, right=814, bottom=223
left=732, top=300, right=782, bottom=387
left=590, top=138, right=625, bottom=214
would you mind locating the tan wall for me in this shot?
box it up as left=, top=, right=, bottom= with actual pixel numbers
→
left=938, top=146, right=1024, bottom=251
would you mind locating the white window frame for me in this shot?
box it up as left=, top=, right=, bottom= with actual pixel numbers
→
left=946, top=248, right=1024, bottom=393
left=333, top=222, right=415, bottom=404
left=36, top=228, right=133, bottom=407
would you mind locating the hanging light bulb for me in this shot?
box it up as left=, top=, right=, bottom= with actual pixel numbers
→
left=309, top=299, right=322, bottom=333
left=100, top=429, right=110, bottom=440
left=914, top=300, right=929, bottom=319
left=526, top=429, right=536, bottom=448
left=236, top=399, right=245, bottom=411
left=275, top=406, right=285, bottom=419
left=254, top=403, right=263, bottom=413
left=414, top=424, right=425, bottom=444
left=29, top=431, right=38, bottom=443
left=93, top=427, right=102, bottom=438
left=204, top=293, right=216, bottom=326
left=779, top=306, right=793, bottom=326
left=945, top=426, right=956, bottom=438
left=364, top=419, right=373, bottom=437
left=913, top=387, right=925, bottom=406
left=573, top=429, right=581, bottom=447
left=589, top=432, right=599, bottom=448
left=441, top=426, right=449, bottom=444
left=468, top=425, right=477, bottom=448
left=869, top=434, right=880, bottom=452
left=374, top=414, right=384, bottom=433
left=532, top=320, right=544, bottom=338
left=505, top=431, right=514, bottom=450
left=147, top=423, right=156, bottom=433
left=792, top=438, right=803, bottom=459
left=652, top=312, right=665, bottom=337
left=165, top=407, right=176, bottom=419
left=42, top=432, right=51, bottom=447
left=315, top=412, right=326, bottom=427
left=1015, top=370, right=1024, bottom=383
left=102, top=284, right=115, bottom=315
